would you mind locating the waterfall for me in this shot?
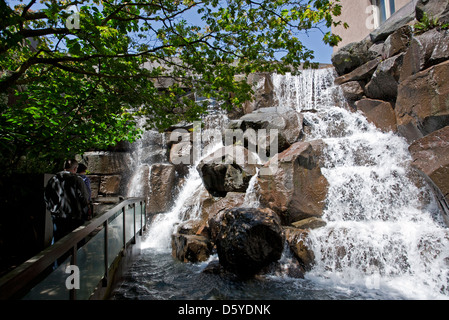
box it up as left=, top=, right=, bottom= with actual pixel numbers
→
left=273, top=68, right=449, bottom=299
left=243, top=167, right=260, bottom=208
left=123, top=67, right=449, bottom=300
left=142, top=106, right=229, bottom=251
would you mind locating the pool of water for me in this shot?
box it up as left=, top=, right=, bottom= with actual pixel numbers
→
left=110, top=246, right=414, bottom=300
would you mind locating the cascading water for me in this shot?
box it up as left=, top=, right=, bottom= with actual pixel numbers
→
left=273, top=68, right=449, bottom=299
left=113, top=68, right=449, bottom=300
left=143, top=107, right=229, bottom=251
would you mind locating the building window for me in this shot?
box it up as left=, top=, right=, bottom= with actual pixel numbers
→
left=378, top=0, right=396, bottom=23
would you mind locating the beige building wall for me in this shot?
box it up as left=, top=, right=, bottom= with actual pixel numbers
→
left=332, top=0, right=412, bottom=51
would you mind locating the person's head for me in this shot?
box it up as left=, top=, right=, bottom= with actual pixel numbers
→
left=77, top=163, right=88, bottom=175
left=63, top=159, right=78, bottom=173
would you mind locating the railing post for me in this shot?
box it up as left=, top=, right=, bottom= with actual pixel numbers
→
left=139, top=201, right=143, bottom=236
left=132, top=203, right=136, bottom=244
left=143, top=200, right=147, bottom=232
left=103, top=219, right=108, bottom=287
left=122, top=206, right=126, bottom=256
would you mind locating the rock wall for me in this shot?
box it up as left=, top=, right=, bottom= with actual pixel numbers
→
left=331, top=6, right=449, bottom=225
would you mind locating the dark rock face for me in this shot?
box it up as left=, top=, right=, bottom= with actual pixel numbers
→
left=196, top=146, right=258, bottom=197
left=209, top=207, right=285, bottom=278
left=171, top=233, right=212, bottom=263
left=365, top=53, right=404, bottom=101
left=331, top=39, right=378, bottom=76
left=396, top=60, right=449, bottom=142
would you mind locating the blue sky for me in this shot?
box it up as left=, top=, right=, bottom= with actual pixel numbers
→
left=297, top=28, right=333, bottom=64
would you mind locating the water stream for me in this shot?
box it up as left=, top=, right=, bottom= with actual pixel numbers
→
left=112, top=68, right=449, bottom=300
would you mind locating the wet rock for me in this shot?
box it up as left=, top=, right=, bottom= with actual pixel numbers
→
left=396, top=60, right=449, bottom=142
left=203, top=192, right=246, bottom=232
left=355, top=98, right=397, bottom=133
left=197, top=146, right=258, bottom=197
left=284, top=227, right=315, bottom=271
left=148, top=164, right=176, bottom=214
left=241, top=72, right=274, bottom=115
left=99, top=175, right=121, bottom=195
left=171, top=233, right=212, bottom=263
left=257, top=140, right=329, bottom=224
left=409, top=126, right=449, bottom=224
left=210, top=207, right=284, bottom=278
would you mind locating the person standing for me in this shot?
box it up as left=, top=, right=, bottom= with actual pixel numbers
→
left=77, top=163, right=92, bottom=220
left=44, top=159, right=91, bottom=242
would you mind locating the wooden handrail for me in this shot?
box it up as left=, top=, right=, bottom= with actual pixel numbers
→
left=0, top=197, right=145, bottom=300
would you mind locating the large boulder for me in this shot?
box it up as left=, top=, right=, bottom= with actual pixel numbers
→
left=340, top=81, right=365, bottom=102
left=331, top=39, right=378, bottom=76
left=381, top=25, right=412, bottom=59
left=147, top=163, right=176, bottom=214
left=226, top=109, right=303, bottom=155
left=196, top=145, right=258, bottom=197
left=284, top=227, right=315, bottom=271
left=171, top=233, right=212, bottom=263
left=334, top=57, right=382, bottom=85
left=395, top=60, right=449, bottom=143
left=409, top=126, right=449, bottom=226
left=209, top=207, right=284, bottom=278
left=400, top=29, right=449, bottom=82
left=257, top=140, right=329, bottom=224
left=365, top=53, right=404, bottom=101
left=355, top=98, right=397, bottom=133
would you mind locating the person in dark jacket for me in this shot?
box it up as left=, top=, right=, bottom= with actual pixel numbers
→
left=77, top=163, right=92, bottom=220
left=44, top=159, right=90, bottom=242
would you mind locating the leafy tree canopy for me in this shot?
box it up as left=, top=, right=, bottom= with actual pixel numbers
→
left=0, top=0, right=343, bottom=174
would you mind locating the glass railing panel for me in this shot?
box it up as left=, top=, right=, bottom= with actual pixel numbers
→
left=76, top=228, right=105, bottom=300
left=107, top=211, right=123, bottom=269
left=125, top=205, right=134, bottom=244
left=22, top=255, right=71, bottom=300
left=137, top=202, right=143, bottom=233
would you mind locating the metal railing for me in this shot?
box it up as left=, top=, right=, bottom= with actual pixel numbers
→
left=0, top=198, right=146, bottom=300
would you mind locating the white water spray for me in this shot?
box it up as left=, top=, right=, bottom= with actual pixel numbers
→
left=273, top=68, right=449, bottom=299
left=142, top=108, right=229, bottom=251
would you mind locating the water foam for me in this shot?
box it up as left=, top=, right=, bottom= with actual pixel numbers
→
left=273, top=69, right=449, bottom=299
